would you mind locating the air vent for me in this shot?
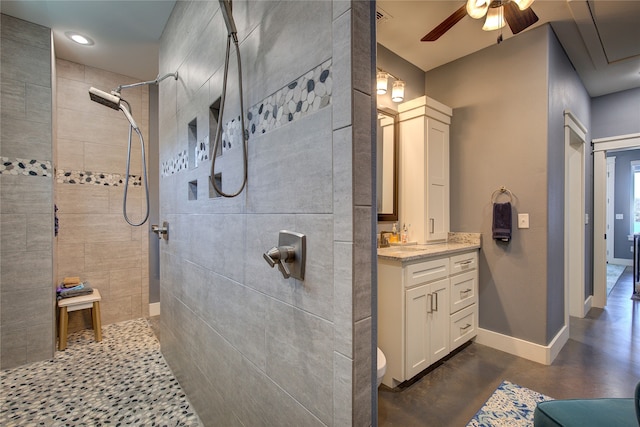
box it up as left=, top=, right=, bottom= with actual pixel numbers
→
left=376, top=7, right=392, bottom=24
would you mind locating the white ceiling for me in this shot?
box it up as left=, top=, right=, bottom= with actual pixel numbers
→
left=377, top=0, right=640, bottom=97
left=1, top=0, right=176, bottom=81
left=1, top=0, right=638, bottom=96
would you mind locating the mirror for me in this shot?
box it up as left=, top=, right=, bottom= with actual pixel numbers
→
left=377, top=108, right=398, bottom=222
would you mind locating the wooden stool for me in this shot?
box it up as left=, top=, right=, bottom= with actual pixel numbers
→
left=57, top=289, right=102, bottom=351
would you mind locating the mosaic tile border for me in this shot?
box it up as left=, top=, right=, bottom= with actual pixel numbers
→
left=161, top=149, right=188, bottom=177
left=246, top=58, right=332, bottom=137
left=161, top=60, right=332, bottom=178
left=56, top=169, right=142, bottom=186
left=0, top=157, right=52, bottom=177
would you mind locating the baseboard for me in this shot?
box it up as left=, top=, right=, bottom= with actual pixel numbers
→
left=476, top=325, right=569, bottom=365
left=583, top=295, right=593, bottom=316
left=149, top=302, right=161, bottom=317
left=611, top=258, right=633, bottom=267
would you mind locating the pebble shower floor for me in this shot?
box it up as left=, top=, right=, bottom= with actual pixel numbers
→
left=0, top=319, right=201, bottom=426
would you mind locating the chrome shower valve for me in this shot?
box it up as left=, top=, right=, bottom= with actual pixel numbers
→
left=263, top=230, right=306, bottom=280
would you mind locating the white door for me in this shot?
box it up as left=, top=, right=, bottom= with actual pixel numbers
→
left=426, top=118, right=449, bottom=241
left=428, top=278, right=450, bottom=362
left=405, top=284, right=430, bottom=378
left=606, top=157, right=616, bottom=263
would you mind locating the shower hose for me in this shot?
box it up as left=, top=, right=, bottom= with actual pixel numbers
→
left=121, top=98, right=150, bottom=227
left=209, top=33, right=248, bottom=198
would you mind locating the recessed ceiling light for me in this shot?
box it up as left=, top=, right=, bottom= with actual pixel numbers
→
left=65, top=31, right=94, bottom=46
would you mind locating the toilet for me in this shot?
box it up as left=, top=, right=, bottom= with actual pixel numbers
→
left=377, top=347, right=387, bottom=387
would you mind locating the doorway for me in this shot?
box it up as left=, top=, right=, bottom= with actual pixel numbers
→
left=593, top=133, right=640, bottom=307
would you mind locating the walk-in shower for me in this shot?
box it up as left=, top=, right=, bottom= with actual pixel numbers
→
left=88, top=72, right=177, bottom=226
left=210, top=0, right=248, bottom=198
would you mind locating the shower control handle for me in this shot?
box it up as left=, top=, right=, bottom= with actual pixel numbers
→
left=151, top=221, right=169, bottom=240
left=263, top=246, right=295, bottom=279
left=263, top=231, right=306, bottom=280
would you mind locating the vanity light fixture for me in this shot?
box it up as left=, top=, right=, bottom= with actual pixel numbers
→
left=376, top=68, right=405, bottom=103
left=391, top=80, right=405, bottom=103
left=65, top=31, right=94, bottom=46
left=377, top=72, right=389, bottom=95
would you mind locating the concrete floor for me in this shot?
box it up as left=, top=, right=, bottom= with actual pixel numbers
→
left=378, top=267, right=640, bottom=426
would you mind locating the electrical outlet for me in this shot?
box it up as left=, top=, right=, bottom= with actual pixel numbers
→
left=518, top=213, right=530, bottom=229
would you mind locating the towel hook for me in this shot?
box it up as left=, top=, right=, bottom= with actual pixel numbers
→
left=491, top=186, right=513, bottom=204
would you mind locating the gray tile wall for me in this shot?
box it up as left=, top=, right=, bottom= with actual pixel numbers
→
left=55, top=59, right=151, bottom=330
left=0, top=14, right=55, bottom=369
left=158, top=1, right=374, bottom=425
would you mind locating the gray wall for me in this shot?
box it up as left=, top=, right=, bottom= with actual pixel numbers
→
left=158, top=1, right=375, bottom=425
left=425, top=25, right=584, bottom=346
left=592, top=88, right=640, bottom=140
left=609, top=150, right=640, bottom=260
left=0, top=14, right=55, bottom=369
left=376, top=43, right=425, bottom=111
left=546, top=27, right=591, bottom=338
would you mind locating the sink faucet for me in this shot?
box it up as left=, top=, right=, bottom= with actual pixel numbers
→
left=379, top=231, right=393, bottom=248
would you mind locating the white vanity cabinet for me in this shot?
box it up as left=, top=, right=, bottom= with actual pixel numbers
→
left=378, top=248, right=478, bottom=388
left=398, top=96, right=452, bottom=243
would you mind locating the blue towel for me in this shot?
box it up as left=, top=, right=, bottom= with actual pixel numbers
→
left=492, top=202, right=512, bottom=242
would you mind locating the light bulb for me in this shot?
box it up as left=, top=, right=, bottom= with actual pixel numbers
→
left=391, top=80, right=405, bottom=103
left=513, top=0, right=535, bottom=11
left=482, top=6, right=506, bottom=31
left=376, top=72, right=388, bottom=95
left=466, top=0, right=489, bottom=19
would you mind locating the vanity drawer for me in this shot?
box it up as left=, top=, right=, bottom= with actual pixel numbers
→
left=450, top=251, right=478, bottom=275
left=450, top=304, right=476, bottom=351
left=450, top=270, right=477, bottom=313
left=405, top=257, right=449, bottom=288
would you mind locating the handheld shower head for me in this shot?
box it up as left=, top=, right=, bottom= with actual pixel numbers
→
left=89, top=87, right=120, bottom=110
left=89, top=87, right=138, bottom=130
left=219, top=0, right=238, bottom=42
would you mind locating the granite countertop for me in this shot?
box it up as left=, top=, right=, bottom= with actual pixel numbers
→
left=377, top=232, right=481, bottom=262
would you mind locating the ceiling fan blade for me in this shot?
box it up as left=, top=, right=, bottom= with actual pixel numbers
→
left=503, top=1, right=539, bottom=35
left=421, top=4, right=468, bottom=42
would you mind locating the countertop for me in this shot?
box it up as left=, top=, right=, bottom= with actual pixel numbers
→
left=377, top=232, right=481, bottom=262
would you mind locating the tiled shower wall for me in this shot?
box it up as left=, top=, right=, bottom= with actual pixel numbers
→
left=55, top=59, right=150, bottom=330
left=0, top=14, right=54, bottom=369
left=158, top=1, right=375, bottom=425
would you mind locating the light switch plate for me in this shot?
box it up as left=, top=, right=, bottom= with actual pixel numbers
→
left=518, top=213, right=530, bottom=229
left=616, top=213, right=624, bottom=219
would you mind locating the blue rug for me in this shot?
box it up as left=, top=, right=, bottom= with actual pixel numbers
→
left=467, top=381, right=553, bottom=426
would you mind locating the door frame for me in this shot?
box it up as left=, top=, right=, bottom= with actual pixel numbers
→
left=593, top=133, right=640, bottom=307
left=606, top=156, right=615, bottom=264
left=564, top=111, right=588, bottom=321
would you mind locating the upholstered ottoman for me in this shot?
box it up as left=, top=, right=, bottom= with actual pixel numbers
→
left=534, top=383, right=640, bottom=427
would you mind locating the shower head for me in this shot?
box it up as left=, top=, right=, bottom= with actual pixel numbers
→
left=89, top=87, right=120, bottom=110
left=89, top=87, right=139, bottom=130
left=219, top=0, right=238, bottom=42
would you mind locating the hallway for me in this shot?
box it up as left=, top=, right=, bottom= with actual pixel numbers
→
left=378, top=267, right=640, bottom=426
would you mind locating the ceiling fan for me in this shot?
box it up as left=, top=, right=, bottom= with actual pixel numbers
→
left=421, top=0, right=539, bottom=42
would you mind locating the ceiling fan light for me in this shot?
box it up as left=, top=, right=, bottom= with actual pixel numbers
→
left=391, top=80, right=405, bottom=103
left=482, top=6, right=506, bottom=31
left=466, top=0, right=489, bottom=19
left=513, top=0, right=535, bottom=11
left=376, top=72, right=388, bottom=95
